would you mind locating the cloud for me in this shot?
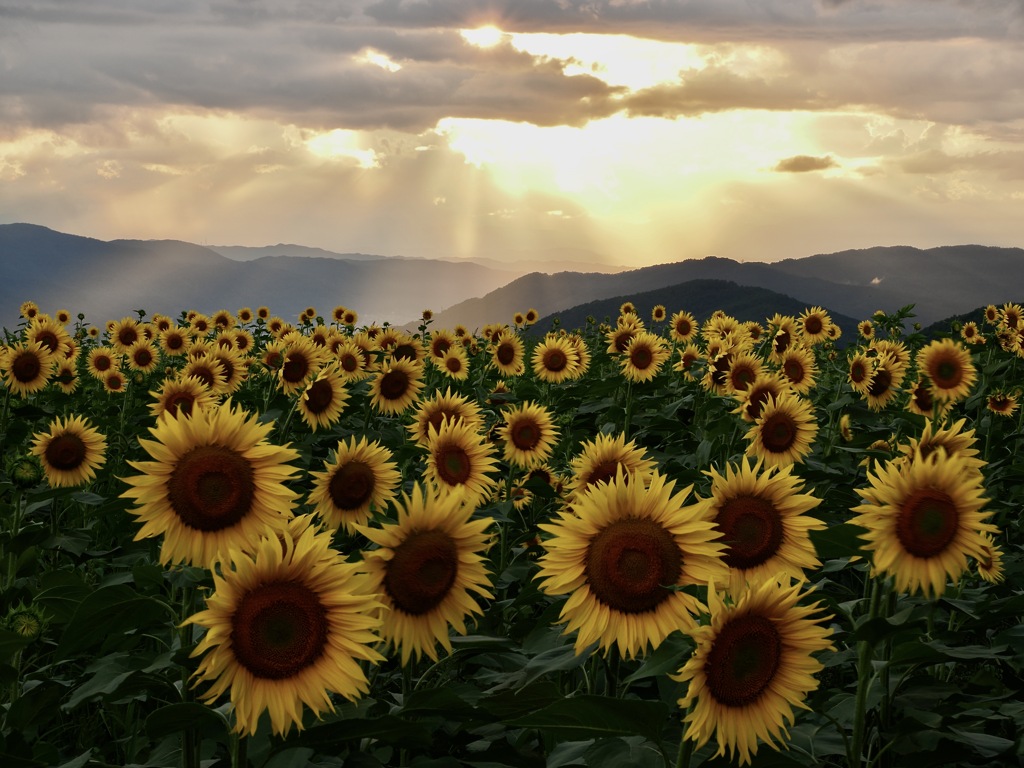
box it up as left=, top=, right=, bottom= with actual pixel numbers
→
left=774, top=154, right=838, bottom=172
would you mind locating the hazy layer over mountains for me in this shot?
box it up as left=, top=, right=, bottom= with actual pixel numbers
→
left=3, top=223, right=1022, bottom=333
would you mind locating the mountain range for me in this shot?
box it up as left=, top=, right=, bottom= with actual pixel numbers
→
left=2, top=223, right=1022, bottom=335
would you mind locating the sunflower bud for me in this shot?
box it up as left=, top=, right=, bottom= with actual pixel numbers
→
left=9, top=456, right=42, bottom=488
left=4, top=603, right=47, bottom=640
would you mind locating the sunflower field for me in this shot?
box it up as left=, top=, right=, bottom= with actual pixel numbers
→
left=1, top=298, right=1023, bottom=768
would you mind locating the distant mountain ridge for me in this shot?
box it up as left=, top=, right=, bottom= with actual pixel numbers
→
left=429, top=246, right=1024, bottom=331
left=2, top=223, right=1022, bottom=333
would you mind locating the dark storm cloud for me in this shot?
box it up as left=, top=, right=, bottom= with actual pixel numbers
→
left=774, top=154, right=838, bottom=172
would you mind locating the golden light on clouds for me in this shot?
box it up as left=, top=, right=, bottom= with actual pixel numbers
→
left=460, top=26, right=506, bottom=48
left=304, top=129, right=380, bottom=168
left=354, top=48, right=402, bottom=72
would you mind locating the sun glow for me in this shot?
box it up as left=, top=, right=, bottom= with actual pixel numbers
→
left=460, top=26, right=505, bottom=48
left=304, top=129, right=379, bottom=168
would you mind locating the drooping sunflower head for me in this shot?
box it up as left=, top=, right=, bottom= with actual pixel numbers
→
left=499, top=401, right=560, bottom=469
left=674, top=343, right=702, bottom=381
left=674, top=576, right=834, bottom=766
left=536, top=468, right=727, bottom=658
left=30, top=415, right=107, bottom=488
left=121, top=400, right=301, bottom=567
left=308, top=435, right=401, bottom=532
left=704, top=457, right=825, bottom=593
left=744, top=392, right=818, bottom=468
left=357, top=484, right=494, bottom=665
left=987, top=390, right=1019, bottom=417
left=186, top=522, right=384, bottom=736
left=898, top=418, right=985, bottom=478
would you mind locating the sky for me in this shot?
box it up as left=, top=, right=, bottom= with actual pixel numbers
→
left=2, top=0, right=1024, bottom=268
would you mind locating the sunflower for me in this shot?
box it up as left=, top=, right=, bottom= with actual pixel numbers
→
left=440, top=345, right=470, bottom=380
left=103, top=370, right=127, bottom=394
left=121, top=400, right=300, bottom=567
left=126, top=340, right=160, bottom=374
left=532, top=336, right=580, bottom=384
left=1000, top=302, right=1022, bottom=330
left=916, top=338, right=977, bottom=402
left=725, top=352, right=763, bottom=394
left=704, top=458, right=825, bottom=593
left=670, top=310, right=698, bottom=343
left=987, top=390, right=1019, bottom=417
left=674, top=343, right=702, bottom=381
left=190, top=313, right=212, bottom=337
left=960, top=321, right=983, bottom=345
left=19, top=300, right=39, bottom=320
left=863, top=355, right=905, bottom=412
left=110, top=316, right=143, bottom=352
left=53, top=361, right=79, bottom=394
left=744, top=393, right=818, bottom=468
left=777, top=345, right=817, bottom=394
left=847, top=351, right=875, bottom=395
left=564, top=432, right=657, bottom=504
left=651, top=304, right=667, bottom=323
left=30, top=415, right=107, bottom=487
left=308, top=436, right=401, bottom=532
left=407, top=387, right=484, bottom=448
left=797, top=306, right=832, bottom=345
left=565, top=333, right=591, bottom=378
left=185, top=521, right=383, bottom=736
left=536, top=469, right=726, bottom=658
left=733, top=373, right=791, bottom=423
left=983, top=304, right=999, bottom=325
left=852, top=448, right=997, bottom=597
left=370, top=358, right=425, bottom=416
left=702, top=351, right=733, bottom=396
left=857, top=319, right=875, bottom=340
left=427, top=329, right=456, bottom=363
left=159, top=328, right=190, bottom=357
left=2, top=340, right=57, bottom=397
left=490, top=330, right=525, bottom=377
left=330, top=338, right=368, bottom=382
left=975, top=534, right=1004, bottom=583
left=606, top=323, right=639, bottom=355
left=898, top=418, right=986, bottom=479
left=675, top=576, right=834, bottom=767
left=26, top=315, right=73, bottom=357
left=524, top=308, right=538, bottom=326
left=425, top=419, right=498, bottom=507
left=513, top=311, right=526, bottom=327
left=499, top=401, right=560, bottom=469
left=389, top=333, right=426, bottom=366
left=298, top=366, right=349, bottom=432
left=356, top=484, right=493, bottom=665
left=181, top=356, right=228, bottom=395
left=279, top=337, right=329, bottom=395
left=905, top=377, right=951, bottom=419
left=149, top=376, right=217, bottom=419
left=621, top=331, right=670, bottom=383
left=767, top=315, right=798, bottom=360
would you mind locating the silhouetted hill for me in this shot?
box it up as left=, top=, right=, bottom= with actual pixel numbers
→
left=529, top=279, right=860, bottom=344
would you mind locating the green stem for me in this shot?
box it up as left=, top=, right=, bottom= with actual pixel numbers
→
left=675, top=731, right=694, bottom=768
left=623, top=379, right=635, bottom=439
left=231, top=732, right=248, bottom=768
left=849, top=578, right=882, bottom=767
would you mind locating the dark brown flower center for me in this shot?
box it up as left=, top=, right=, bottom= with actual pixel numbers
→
left=760, top=411, right=797, bottom=454
left=393, top=343, right=418, bottom=362
left=630, top=345, right=654, bottom=370
left=675, top=319, right=692, bottom=337
left=379, top=369, right=410, bottom=400
left=585, top=518, right=682, bottom=613
left=282, top=352, right=310, bottom=383
left=12, top=351, right=43, bottom=383
left=327, top=460, right=375, bottom=511
left=774, top=330, right=791, bottom=355
left=850, top=360, right=868, bottom=383
left=340, top=353, right=360, bottom=373
left=133, top=348, right=154, bottom=368
left=804, top=316, right=823, bottom=335
left=384, top=529, right=458, bottom=615
left=511, top=419, right=541, bottom=451
left=584, top=459, right=622, bottom=490
left=434, top=444, right=471, bottom=486
left=445, top=356, right=463, bottom=373
left=165, top=391, right=196, bottom=418
left=868, top=369, right=892, bottom=397
left=896, top=488, right=959, bottom=558
left=730, top=364, right=756, bottom=391
left=35, top=330, right=60, bottom=353
left=231, top=580, right=328, bottom=679
left=496, top=343, right=516, bottom=366
left=167, top=445, right=255, bottom=531
left=45, top=433, right=87, bottom=470
left=705, top=614, right=781, bottom=707
left=117, top=327, right=139, bottom=347
left=931, top=359, right=962, bottom=389
left=432, top=338, right=452, bottom=357
left=165, top=333, right=185, bottom=351
left=783, top=359, right=805, bottom=383
left=543, top=348, right=568, bottom=372
left=304, top=378, right=335, bottom=414
left=716, top=495, right=784, bottom=570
